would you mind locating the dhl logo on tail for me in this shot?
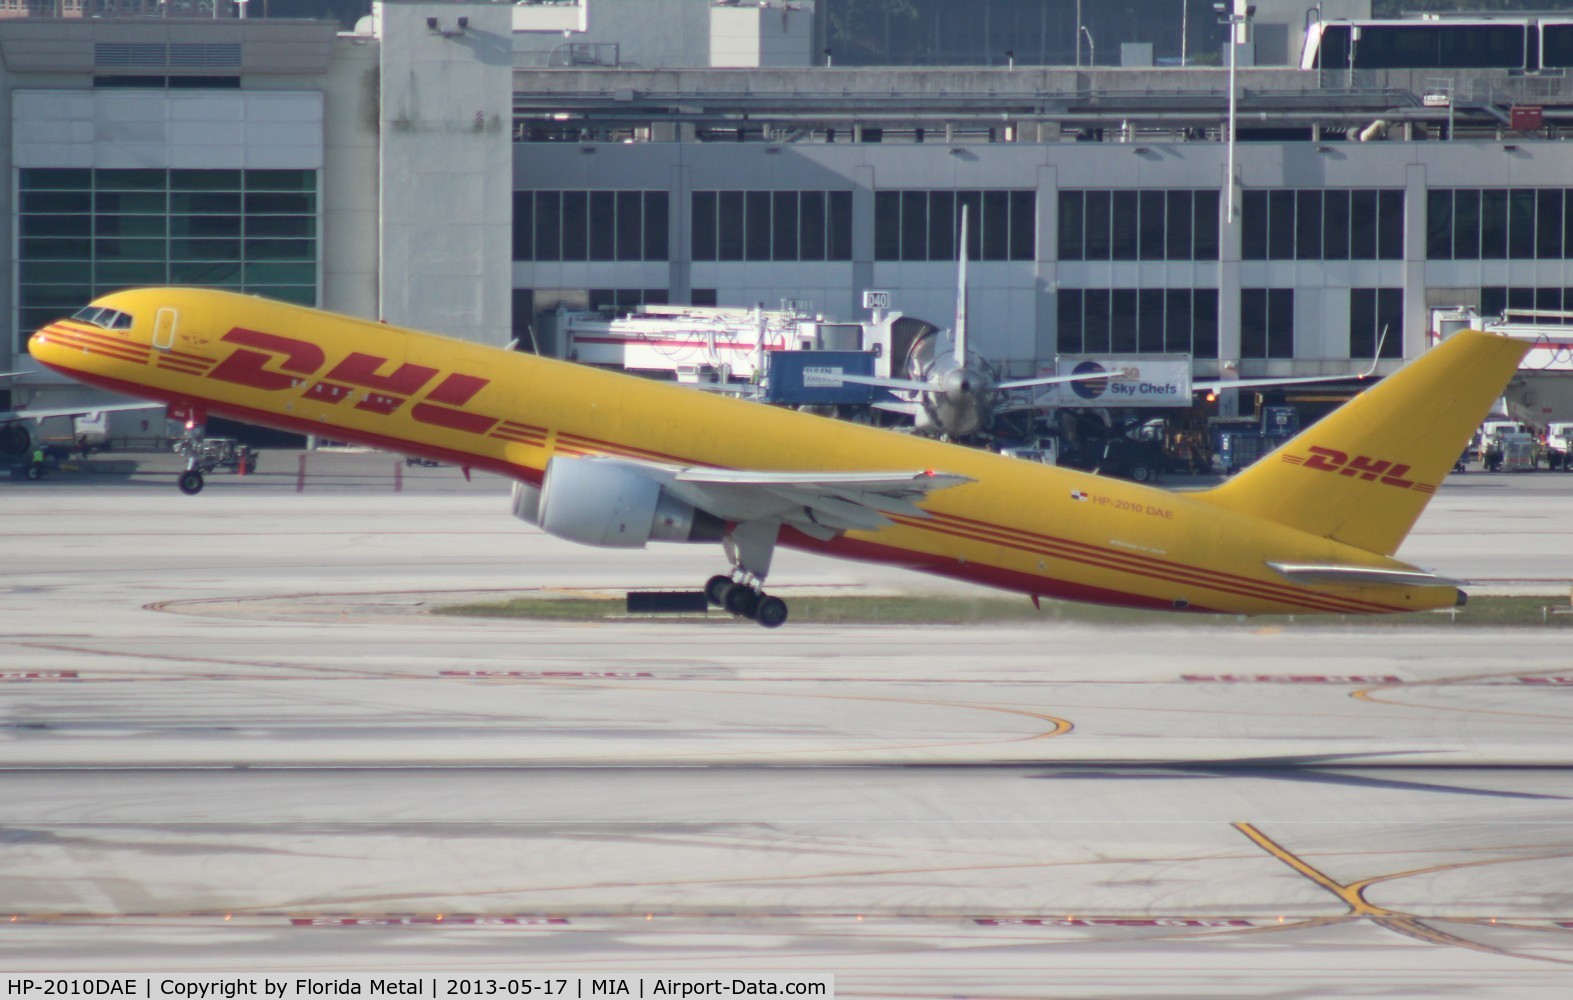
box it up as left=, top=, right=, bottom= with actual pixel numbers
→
left=1280, top=447, right=1431, bottom=494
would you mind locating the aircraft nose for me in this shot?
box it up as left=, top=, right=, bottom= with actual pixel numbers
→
left=26, top=322, right=74, bottom=375
left=28, top=324, right=59, bottom=358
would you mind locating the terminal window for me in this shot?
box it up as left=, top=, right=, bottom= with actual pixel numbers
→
left=874, top=190, right=1033, bottom=262
left=588, top=289, right=670, bottom=314
left=1480, top=286, right=1573, bottom=322
left=1058, top=190, right=1220, bottom=262
left=514, top=190, right=669, bottom=262
left=692, top=190, right=853, bottom=262
left=1428, top=189, right=1573, bottom=260
left=16, top=167, right=317, bottom=352
left=1241, top=288, right=1295, bottom=359
left=1242, top=189, right=1403, bottom=261
left=1056, top=288, right=1219, bottom=358
left=1349, top=288, right=1404, bottom=359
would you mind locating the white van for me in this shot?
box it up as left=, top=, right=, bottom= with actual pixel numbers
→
left=1545, top=422, right=1573, bottom=471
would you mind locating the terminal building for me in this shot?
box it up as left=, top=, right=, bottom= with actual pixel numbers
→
left=6, top=0, right=1573, bottom=431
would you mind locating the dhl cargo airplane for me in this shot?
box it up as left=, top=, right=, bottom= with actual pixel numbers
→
left=29, top=287, right=1528, bottom=627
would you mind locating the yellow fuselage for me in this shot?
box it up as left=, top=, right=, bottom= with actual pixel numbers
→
left=29, top=288, right=1450, bottom=615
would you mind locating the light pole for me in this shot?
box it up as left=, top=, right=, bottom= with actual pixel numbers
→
left=1081, top=26, right=1095, bottom=67
left=1075, top=0, right=1083, bottom=68
left=1214, top=3, right=1254, bottom=223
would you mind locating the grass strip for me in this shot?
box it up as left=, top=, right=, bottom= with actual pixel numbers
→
left=431, top=593, right=1573, bottom=628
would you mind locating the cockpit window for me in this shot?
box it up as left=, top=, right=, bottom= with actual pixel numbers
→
left=71, top=306, right=134, bottom=330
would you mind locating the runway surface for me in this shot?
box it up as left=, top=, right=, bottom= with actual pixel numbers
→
left=3, top=454, right=1573, bottom=997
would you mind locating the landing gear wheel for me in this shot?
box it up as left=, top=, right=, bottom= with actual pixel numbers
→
left=722, top=583, right=760, bottom=619
left=755, top=595, right=788, bottom=629
left=704, top=574, right=733, bottom=607
left=178, top=470, right=205, bottom=495
left=0, top=424, right=29, bottom=457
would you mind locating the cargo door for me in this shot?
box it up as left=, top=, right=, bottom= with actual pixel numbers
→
left=153, top=308, right=178, bottom=351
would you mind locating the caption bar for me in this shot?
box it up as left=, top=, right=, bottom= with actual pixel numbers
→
left=4, top=978, right=832, bottom=1000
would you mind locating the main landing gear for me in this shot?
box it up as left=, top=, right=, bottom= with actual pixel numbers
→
left=705, top=519, right=788, bottom=628
left=705, top=574, right=789, bottom=628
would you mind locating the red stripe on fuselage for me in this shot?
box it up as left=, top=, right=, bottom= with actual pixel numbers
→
left=892, top=513, right=1387, bottom=615
left=41, top=330, right=150, bottom=366
left=31, top=351, right=1397, bottom=615
left=903, top=509, right=1400, bottom=615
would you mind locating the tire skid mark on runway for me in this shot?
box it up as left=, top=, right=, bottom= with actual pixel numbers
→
left=17, top=639, right=427, bottom=683
left=1236, top=821, right=1573, bottom=965
left=6, top=642, right=1073, bottom=757
left=1353, top=667, right=1573, bottom=723
left=505, top=675, right=1075, bottom=752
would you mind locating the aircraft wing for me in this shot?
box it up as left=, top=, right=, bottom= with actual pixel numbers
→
left=1195, top=331, right=1387, bottom=396
left=825, top=372, right=936, bottom=393
left=650, top=464, right=972, bottom=537
left=687, top=382, right=762, bottom=398
left=1193, top=372, right=1376, bottom=395
left=5, top=400, right=163, bottom=422
left=997, top=371, right=1128, bottom=392
left=1266, top=562, right=1460, bottom=588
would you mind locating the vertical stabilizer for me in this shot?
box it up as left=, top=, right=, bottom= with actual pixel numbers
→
left=1196, top=329, right=1529, bottom=556
left=953, top=206, right=968, bottom=366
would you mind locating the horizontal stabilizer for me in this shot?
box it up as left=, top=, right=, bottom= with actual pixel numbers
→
left=1267, top=562, right=1460, bottom=588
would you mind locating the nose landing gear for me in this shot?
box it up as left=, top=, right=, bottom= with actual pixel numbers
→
left=171, top=403, right=207, bottom=495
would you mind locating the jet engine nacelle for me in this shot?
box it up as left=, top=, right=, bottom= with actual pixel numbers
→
left=527, top=456, right=725, bottom=548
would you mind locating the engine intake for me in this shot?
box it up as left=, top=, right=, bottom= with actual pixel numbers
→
left=530, top=456, right=724, bottom=548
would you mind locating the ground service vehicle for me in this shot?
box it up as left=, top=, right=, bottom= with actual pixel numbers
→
left=1212, top=406, right=1300, bottom=475
left=1544, top=422, right=1573, bottom=471
left=176, top=438, right=256, bottom=477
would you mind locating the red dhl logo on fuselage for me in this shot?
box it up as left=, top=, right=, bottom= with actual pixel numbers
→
left=1281, top=446, right=1434, bottom=494
left=205, top=327, right=503, bottom=436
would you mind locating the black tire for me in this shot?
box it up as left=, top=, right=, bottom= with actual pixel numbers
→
left=0, top=423, right=29, bottom=457
left=722, top=584, right=759, bottom=619
left=1128, top=464, right=1153, bottom=483
left=178, top=470, right=205, bottom=495
left=704, top=575, right=732, bottom=607
left=24, top=464, right=43, bottom=481
left=755, top=596, right=788, bottom=629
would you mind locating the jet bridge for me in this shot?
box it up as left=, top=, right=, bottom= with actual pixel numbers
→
left=559, top=297, right=927, bottom=386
